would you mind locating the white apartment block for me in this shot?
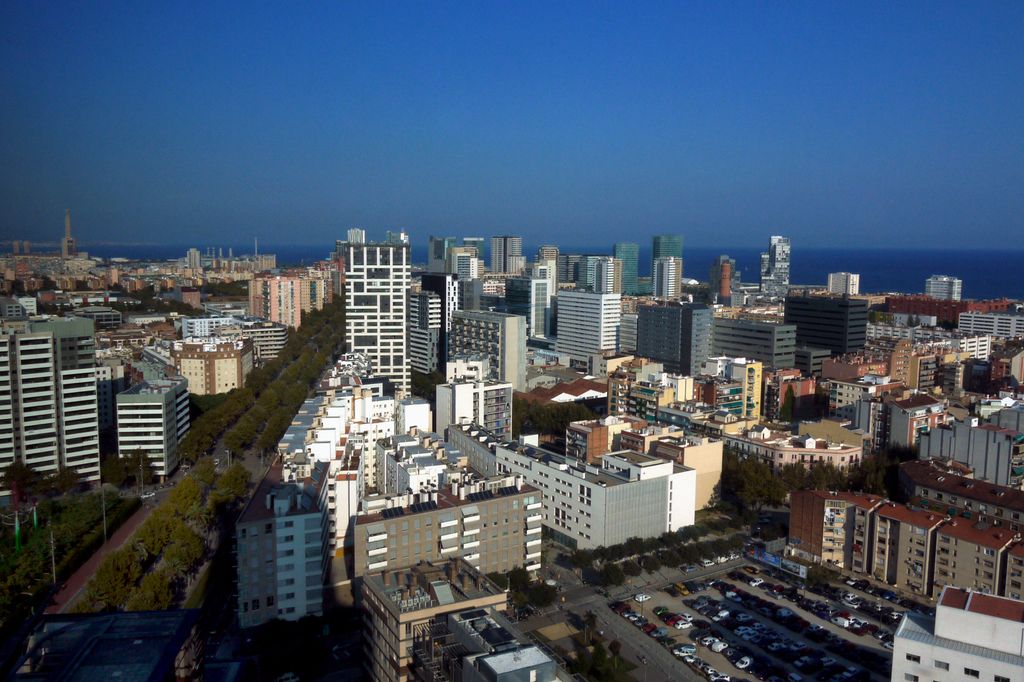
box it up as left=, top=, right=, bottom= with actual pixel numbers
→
left=653, top=256, right=683, bottom=299
left=594, top=257, right=622, bottom=294
left=436, top=381, right=513, bottom=440
left=925, top=275, right=963, bottom=301
left=0, top=318, right=101, bottom=491
left=827, top=272, right=860, bottom=296
left=116, top=378, right=190, bottom=479
left=555, top=290, right=621, bottom=366
left=491, top=441, right=696, bottom=550
left=408, top=291, right=442, bottom=374
left=180, top=316, right=236, bottom=338
left=338, top=238, right=411, bottom=392
left=959, top=312, right=1024, bottom=339
left=892, top=586, right=1023, bottom=682
left=397, top=397, right=433, bottom=435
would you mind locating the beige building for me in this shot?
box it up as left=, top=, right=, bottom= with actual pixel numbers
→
left=933, top=520, right=1015, bottom=596
left=361, top=559, right=509, bottom=682
left=565, top=415, right=646, bottom=463
left=171, top=337, right=253, bottom=395
left=647, top=435, right=724, bottom=510
left=353, top=474, right=542, bottom=579
left=870, top=502, right=943, bottom=598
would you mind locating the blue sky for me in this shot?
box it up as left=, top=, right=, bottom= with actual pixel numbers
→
left=2, top=2, right=1022, bottom=249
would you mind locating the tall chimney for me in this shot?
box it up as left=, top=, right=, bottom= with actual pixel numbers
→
left=65, top=209, right=71, bottom=239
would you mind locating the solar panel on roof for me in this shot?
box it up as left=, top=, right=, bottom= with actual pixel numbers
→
left=497, top=486, right=519, bottom=497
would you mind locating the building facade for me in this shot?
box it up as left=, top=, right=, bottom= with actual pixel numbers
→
left=826, top=272, right=860, bottom=296
left=636, top=303, right=712, bottom=375
left=435, top=380, right=513, bottom=439
left=711, top=317, right=797, bottom=369
left=171, top=337, right=254, bottom=395
left=116, top=378, right=190, bottom=480
left=759, top=235, right=791, bottom=298
left=554, top=290, right=621, bottom=367
left=449, top=310, right=526, bottom=391
left=924, top=274, right=963, bottom=301
left=784, top=294, right=868, bottom=355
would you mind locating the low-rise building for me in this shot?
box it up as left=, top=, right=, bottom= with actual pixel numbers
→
left=888, top=394, right=951, bottom=449
left=435, top=380, right=513, bottom=439
left=892, top=586, right=1024, bottom=682
left=932, top=520, right=1016, bottom=596
left=565, top=415, right=646, bottom=463
left=870, top=502, right=943, bottom=598
left=170, top=337, right=253, bottom=395
left=919, top=419, right=1024, bottom=488
left=724, top=428, right=863, bottom=471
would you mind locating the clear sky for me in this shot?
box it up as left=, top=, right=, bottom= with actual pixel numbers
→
left=2, top=2, right=1022, bottom=249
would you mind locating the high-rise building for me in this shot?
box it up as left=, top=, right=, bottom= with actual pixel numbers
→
left=186, top=247, right=201, bottom=270
left=420, top=273, right=460, bottom=374
left=462, top=236, right=486, bottom=259
left=236, top=459, right=330, bottom=628
left=613, top=242, right=640, bottom=295
left=249, top=272, right=333, bottom=329
left=446, top=246, right=481, bottom=281
left=346, top=227, right=366, bottom=244
left=925, top=274, right=963, bottom=301
left=593, top=257, right=622, bottom=294
left=60, top=209, right=77, bottom=259
left=653, top=256, right=683, bottom=299
left=636, top=303, right=712, bottom=375
left=506, top=277, right=551, bottom=338
left=759, top=235, right=791, bottom=298
left=427, top=235, right=457, bottom=273
left=711, top=317, right=797, bottom=368
left=449, top=310, right=526, bottom=390
left=116, top=378, right=190, bottom=480
left=827, top=272, right=860, bottom=296
left=557, top=253, right=584, bottom=284
left=489, top=235, right=523, bottom=274
left=783, top=294, right=869, bottom=355
left=0, top=318, right=101, bottom=491
left=537, top=244, right=559, bottom=263
left=652, top=234, right=682, bottom=274
left=337, top=238, right=411, bottom=393
left=407, top=291, right=442, bottom=375
left=709, top=255, right=740, bottom=305
left=555, top=290, right=621, bottom=367
left=171, top=338, right=254, bottom=395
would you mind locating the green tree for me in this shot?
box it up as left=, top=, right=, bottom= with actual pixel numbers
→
left=2, top=461, right=37, bottom=503
left=126, top=569, right=176, bottom=610
left=641, top=554, right=661, bottom=573
left=87, top=548, right=141, bottom=609
left=164, top=520, right=205, bottom=577
left=191, top=457, right=217, bottom=487
left=101, top=456, right=128, bottom=488
left=778, top=463, right=807, bottom=492
left=600, top=562, right=625, bottom=586
left=507, top=567, right=531, bottom=593
left=136, top=507, right=174, bottom=559
left=168, top=475, right=202, bottom=518
left=621, top=560, right=641, bottom=577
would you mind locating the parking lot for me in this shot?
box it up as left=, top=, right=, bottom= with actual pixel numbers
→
left=599, top=561, right=896, bottom=681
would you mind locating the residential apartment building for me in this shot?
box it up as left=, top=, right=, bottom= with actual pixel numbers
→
left=636, top=302, right=712, bottom=375
left=360, top=559, right=510, bottom=682
left=763, top=369, right=817, bottom=422
left=338, top=238, right=411, bottom=393
left=170, top=337, right=254, bottom=395
left=492, top=441, right=696, bottom=549
left=893, top=587, right=1024, bottom=682
left=788, top=490, right=884, bottom=568
left=646, top=435, right=724, bottom=510
left=236, top=459, right=330, bottom=628
left=958, top=311, right=1024, bottom=338
left=784, top=293, right=868, bottom=355
left=870, top=502, right=943, bottom=597
left=889, top=294, right=1012, bottom=324
left=217, top=319, right=288, bottom=360
left=408, top=290, right=442, bottom=375
left=826, top=272, right=860, bottom=296
left=248, top=271, right=332, bottom=329
left=506, top=276, right=551, bottom=339
left=888, top=394, right=951, bottom=449
left=554, top=290, right=621, bottom=367
left=724, top=427, right=863, bottom=471
left=652, top=256, right=683, bottom=299
left=924, top=274, right=963, bottom=301
left=919, top=420, right=1024, bottom=488
left=932, top=520, right=1015, bottom=596
left=565, top=415, right=647, bottom=463
left=353, top=474, right=541, bottom=578
left=829, top=374, right=902, bottom=419
left=419, top=273, right=460, bottom=374
left=489, top=235, right=523, bottom=274
left=900, top=459, right=1024, bottom=532
left=711, top=317, right=797, bottom=369
left=115, top=378, right=190, bottom=480
left=701, top=356, right=763, bottom=420
left=435, top=380, right=513, bottom=439
left=0, top=318, right=101, bottom=490
left=449, top=310, right=526, bottom=391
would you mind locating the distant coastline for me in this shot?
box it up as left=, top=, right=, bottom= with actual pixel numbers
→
left=78, top=243, right=1024, bottom=301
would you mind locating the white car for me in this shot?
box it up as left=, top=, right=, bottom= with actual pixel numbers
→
left=701, top=558, right=715, bottom=568
left=716, top=556, right=729, bottom=564
left=736, top=656, right=753, bottom=670
left=140, top=491, right=156, bottom=499
left=709, top=673, right=731, bottom=682
left=634, top=593, right=651, bottom=603
left=710, top=639, right=729, bottom=653
left=674, top=620, right=692, bottom=630
left=712, top=609, right=730, bottom=621
left=749, top=577, right=764, bottom=588
left=842, top=593, right=862, bottom=607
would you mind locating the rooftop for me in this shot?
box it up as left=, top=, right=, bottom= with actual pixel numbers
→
left=901, top=459, right=1024, bottom=512
left=936, top=519, right=1017, bottom=550
left=938, top=586, right=1024, bottom=623
left=875, top=502, right=944, bottom=528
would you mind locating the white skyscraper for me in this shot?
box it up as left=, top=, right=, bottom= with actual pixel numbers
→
left=337, top=237, right=411, bottom=392
left=594, top=257, right=622, bottom=294
left=116, top=378, right=190, bottom=479
left=555, top=290, right=621, bottom=366
left=925, top=275, right=962, bottom=301
left=0, top=318, right=101, bottom=494
left=653, top=256, right=683, bottom=299
left=346, top=227, right=366, bottom=244
left=827, top=272, right=860, bottom=296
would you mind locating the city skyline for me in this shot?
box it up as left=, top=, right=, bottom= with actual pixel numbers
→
left=2, top=4, right=1023, bottom=248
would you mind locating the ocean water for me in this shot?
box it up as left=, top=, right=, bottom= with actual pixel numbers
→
left=84, top=243, right=1024, bottom=301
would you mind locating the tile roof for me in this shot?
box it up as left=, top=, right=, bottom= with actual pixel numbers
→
left=875, top=502, right=944, bottom=528
left=940, top=586, right=1024, bottom=623
left=901, top=459, right=1024, bottom=512
left=937, top=520, right=1016, bottom=550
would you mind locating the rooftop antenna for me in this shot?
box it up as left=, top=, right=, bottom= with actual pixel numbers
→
left=255, top=236, right=258, bottom=257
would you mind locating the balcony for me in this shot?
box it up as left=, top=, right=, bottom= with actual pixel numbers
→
left=462, top=540, right=480, bottom=550
left=367, top=547, right=388, bottom=557
left=526, top=526, right=542, bottom=536
left=440, top=531, right=458, bottom=541
left=439, top=519, right=458, bottom=528
left=367, top=532, right=387, bottom=543
left=526, top=502, right=542, bottom=511
left=367, top=560, right=387, bottom=571
left=525, top=562, right=542, bottom=572
left=526, top=513, right=542, bottom=524
left=462, top=527, right=480, bottom=537
left=526, top=538, right=541, bottom=547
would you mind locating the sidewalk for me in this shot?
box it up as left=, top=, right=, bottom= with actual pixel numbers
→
left=46, top=502, right=152, bottom=614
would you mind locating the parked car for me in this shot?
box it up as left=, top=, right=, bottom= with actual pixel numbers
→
left=634, top=592, right=651, bottom=602
left=673, top=643, right=697, bottom=657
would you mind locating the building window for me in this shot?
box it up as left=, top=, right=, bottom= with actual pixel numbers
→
left=905, top=653, right=920, bottom=663
left=995, top=676, right=1009, bottom=682
left=963, top=669, right=979, bottom=678
left=934, top=661, right=948, bottom=670
left=903, top=675, right=917, bottom=682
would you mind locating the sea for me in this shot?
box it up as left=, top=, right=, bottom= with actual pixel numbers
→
left=82, top=243, right=1024, bottom=301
